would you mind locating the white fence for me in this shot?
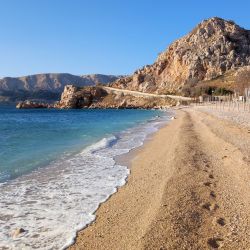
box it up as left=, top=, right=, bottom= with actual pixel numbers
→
left=245, top=88, right=250, bottom=102
left=195, top=101, right=250, bottom=112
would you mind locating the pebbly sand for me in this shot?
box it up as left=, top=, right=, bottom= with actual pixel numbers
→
left=69, top=107, right=250, bottom=250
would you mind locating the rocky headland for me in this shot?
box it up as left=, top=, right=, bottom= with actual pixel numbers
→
left=16, top=17, right=250, bottom=109
left=111, top=17, right=250, bottom=95
left=54, top=85, right=176, bottom=109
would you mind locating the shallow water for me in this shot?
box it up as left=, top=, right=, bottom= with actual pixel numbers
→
left=0, top=106, right=172, bottom=249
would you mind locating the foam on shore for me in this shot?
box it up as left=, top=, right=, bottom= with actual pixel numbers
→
left=0, top=112, right=172, bottom=250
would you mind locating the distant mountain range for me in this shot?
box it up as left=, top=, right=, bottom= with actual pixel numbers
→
left=0, top=73, right=122, bottom=103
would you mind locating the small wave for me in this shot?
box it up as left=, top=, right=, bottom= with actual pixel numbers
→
left=0, top=112, right=172, bottom=250
left=82, top=135, right=118, bottom=154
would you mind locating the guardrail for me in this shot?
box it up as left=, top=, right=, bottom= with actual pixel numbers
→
left=102, top=86, right=193, bottom=101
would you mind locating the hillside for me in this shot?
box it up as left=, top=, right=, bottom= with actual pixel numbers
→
left=111, top=17, right=250, bottom=95
left=15, top=17, right=250, bottom=109
left=0, top=73, right=121, bottom=102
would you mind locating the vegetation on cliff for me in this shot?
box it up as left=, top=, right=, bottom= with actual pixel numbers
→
left=111, top=17, right=250, bottom=96
left=16, top=17, right=250, bottom=109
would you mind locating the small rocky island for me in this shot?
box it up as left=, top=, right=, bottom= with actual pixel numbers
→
left=16, top=100, right=55, bottom=109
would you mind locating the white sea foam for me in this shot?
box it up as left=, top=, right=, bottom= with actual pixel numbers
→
left=0, top=112, right=171, bottom=250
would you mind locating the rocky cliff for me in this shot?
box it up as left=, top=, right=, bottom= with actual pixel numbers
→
left=111, top=17, right=250, bottom=94
left=16, top=17, right=250, bottom=109
left=55, top=85, right=176, bottom=109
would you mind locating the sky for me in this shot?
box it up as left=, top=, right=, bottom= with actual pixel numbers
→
left=0, top=0, right=250, bottom=77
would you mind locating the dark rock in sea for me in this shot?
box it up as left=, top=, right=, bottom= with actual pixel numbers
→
left=16, top=100, right=54, bottom=109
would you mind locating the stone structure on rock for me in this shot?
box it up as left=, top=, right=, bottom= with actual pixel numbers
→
left=111, top=17, right=250, bottom=94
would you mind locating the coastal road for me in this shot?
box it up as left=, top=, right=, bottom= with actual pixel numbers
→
left=102, top=86, right=193, bottom=101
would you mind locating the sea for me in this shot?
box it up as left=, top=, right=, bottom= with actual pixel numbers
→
left=0, top=105, right=172, bottom=249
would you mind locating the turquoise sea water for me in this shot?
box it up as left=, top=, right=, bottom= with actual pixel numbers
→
left=0, top=105, right=171, bottom=249
left=0, top=105, right=164, bottom=183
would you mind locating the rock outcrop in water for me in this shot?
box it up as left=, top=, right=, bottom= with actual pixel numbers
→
left=111, top=17, right=250, bottom=94
left=16, top=100, right=54, bottom=109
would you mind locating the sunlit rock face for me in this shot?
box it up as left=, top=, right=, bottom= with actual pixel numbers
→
left=56, top=85, right=176, bottom=109
left=111, top=17, right=250, bottom=94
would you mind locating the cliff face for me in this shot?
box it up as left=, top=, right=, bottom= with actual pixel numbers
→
left=55, top=85, right=176, bottom=109
left=16, top=17, right=250, bottom=109
left=111, top=17, right=250, bottom=94
left=56, top=85, right=107, bottom=109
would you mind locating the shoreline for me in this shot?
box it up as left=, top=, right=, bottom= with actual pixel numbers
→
left=114, top=111, right=172, bottom=169
left=70, top=107, right=250, bottom=250
left=0, top=108, right=168, bottom=250
left=69, top=110, right=182, bottom=249
left=62, top=111, right=173, bottom=249
left=64, top=110, right=173, bottom=249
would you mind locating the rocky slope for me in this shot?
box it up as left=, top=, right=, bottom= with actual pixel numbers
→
left=55, top=85, right=176, bottom=109
left=0, top=73, right=121, bottom=102
left=16, top=17, right=250, bottom=109
left=111, top=17, right=250, bottom=94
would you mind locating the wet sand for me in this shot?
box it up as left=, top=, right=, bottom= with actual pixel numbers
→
left=70, top=108, right=250, bottom=250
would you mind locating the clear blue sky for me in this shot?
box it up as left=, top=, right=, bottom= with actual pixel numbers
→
left=0, top=0, right=250, bottom=77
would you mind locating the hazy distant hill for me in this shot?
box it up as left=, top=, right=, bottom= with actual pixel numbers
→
left=0, top=73, right=122, bottom=102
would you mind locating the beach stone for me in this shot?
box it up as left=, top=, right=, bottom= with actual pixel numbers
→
left=11, top=228, right=26, bottom=238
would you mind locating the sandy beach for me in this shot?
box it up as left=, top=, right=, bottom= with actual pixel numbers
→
left=70, top=107, right=250, bottom=250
